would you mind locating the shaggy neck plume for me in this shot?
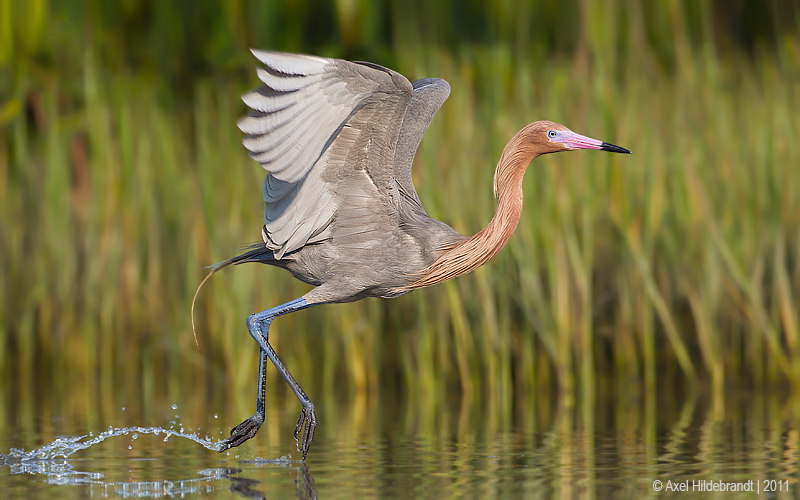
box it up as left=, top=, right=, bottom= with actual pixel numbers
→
left=410, top=129, right=537, bottom=288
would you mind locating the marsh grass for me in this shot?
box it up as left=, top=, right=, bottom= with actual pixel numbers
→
left=1, top=1, right=799, bottom=423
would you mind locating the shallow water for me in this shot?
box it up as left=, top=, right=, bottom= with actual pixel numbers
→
left=2, top=387, right=799, bottom=499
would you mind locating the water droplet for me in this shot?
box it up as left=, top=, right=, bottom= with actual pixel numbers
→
left=128, top=445, right=132, bottom=450
left=132, top=433, right=138, bottom=440
left=122, top=406, right=126, bottom=411
left=171, top=404, right=178, bottom=410
left=214, top=414, right=218, bottom=419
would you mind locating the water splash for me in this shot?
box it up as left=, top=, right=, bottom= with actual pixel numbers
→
left=1, top=426, right=224, bottom=464
left=0, top=424, right=313, bottom=498
left=0, top=429, right=308, bottom=498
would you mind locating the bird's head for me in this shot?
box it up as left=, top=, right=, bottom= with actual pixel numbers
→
left=522, top=120, right=631, bottom=155
left=494, top=120, right=631, bottom=199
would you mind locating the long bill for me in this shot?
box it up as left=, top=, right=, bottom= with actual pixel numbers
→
left=556, top=131, right=632, bottom=154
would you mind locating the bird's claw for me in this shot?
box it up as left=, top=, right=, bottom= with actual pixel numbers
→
left=219, top=414, right=263, bottom=452
left=293, top=405, right=317, bottom=460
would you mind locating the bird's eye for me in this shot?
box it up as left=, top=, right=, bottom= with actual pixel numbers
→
left=547, top=130, right=557, bottom=138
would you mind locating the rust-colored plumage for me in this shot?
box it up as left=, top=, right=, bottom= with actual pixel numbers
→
left=203, top=51, right=631, bottom=460
left=411, top=123, right=553, bottom=288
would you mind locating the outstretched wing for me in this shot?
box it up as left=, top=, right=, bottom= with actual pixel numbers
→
left=238, top=50, right=413, bottom=258
left=393, top=78, right=450, bottom=208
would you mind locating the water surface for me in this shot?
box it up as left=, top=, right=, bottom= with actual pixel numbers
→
left=2, top=386, right=798, bottom=498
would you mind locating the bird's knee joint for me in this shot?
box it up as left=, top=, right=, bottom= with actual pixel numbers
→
left=246, top=313, right=272, bottom=335
left=246, top=314, right=258, bottom=329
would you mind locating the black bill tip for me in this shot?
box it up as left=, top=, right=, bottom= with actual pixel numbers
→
left=600, top=142, right=631, bottom=154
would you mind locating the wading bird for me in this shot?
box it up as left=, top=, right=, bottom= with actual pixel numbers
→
left=211, top=50, right=630, bottom=459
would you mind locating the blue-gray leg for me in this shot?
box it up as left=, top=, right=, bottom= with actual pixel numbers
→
left=219, top=298, right=317, bottom=458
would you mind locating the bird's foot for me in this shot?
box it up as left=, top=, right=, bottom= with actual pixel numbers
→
left=293, top=404, right=317, bottom=460
left=219, top=414, right=263, bottom=452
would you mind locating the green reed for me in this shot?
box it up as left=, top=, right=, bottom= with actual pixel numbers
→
left=1, top=0, right=799, bottom=416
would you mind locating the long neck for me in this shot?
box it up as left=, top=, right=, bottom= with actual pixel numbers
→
left=410, top=132, right=537, bottom=289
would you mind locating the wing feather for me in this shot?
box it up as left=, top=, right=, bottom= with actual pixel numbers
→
left=255, top=66, right=324, bottom=92
left=239, top=97, right=321, bottom=137
left=251, top=49, right=328, bottom=75
left=393, top=78, right=450, bottom=207
left=240, top=50, right=413, bottom=258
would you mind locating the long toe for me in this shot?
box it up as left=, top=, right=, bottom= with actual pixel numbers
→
left=294, top=407, right=308, bottom=440
left=220, top=414, right=264, bottom=452
left=294, top=406, right=317, bottom=459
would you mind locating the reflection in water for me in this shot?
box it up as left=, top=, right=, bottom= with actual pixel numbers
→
left=0, top=460, right=315, bottom=498
left=1, top=388, right=800, bottom=497
left=227, top=464, right=317, bottom=500
left=3, top=458, right=225, bottom=497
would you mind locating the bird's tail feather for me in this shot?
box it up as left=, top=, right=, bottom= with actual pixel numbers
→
left=211, top=242, right=275, bottom=269
left=190, top=242, right=273, bottom=349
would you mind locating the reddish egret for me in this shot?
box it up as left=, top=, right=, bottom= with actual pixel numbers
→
left=211, top=50, right=630, bottom=459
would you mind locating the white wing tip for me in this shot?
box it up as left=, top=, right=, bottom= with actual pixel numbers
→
left=250, top=49, right=328, bottom=75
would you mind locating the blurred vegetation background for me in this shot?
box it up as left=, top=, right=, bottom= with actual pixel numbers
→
left=1, top=0, right=799, bottom=428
